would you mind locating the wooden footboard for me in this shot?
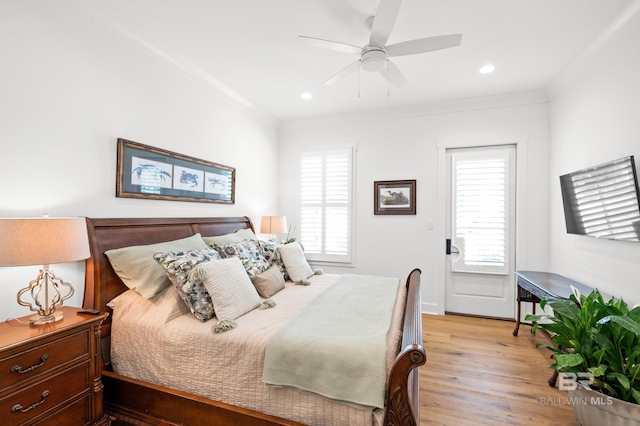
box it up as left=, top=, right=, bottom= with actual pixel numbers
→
left=384, top=268, right=426, bottom=426
left=83, top=217, right=424, bottom=426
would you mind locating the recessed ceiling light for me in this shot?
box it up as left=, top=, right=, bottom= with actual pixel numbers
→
left=301, top=92, right=313, bottom=100
left=479, top=64, right=495, bottom=74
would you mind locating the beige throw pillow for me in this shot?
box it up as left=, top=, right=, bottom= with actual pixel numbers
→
left=250, top=266, right=285, bottom=298
left=104, top=233, right=208, bottom=299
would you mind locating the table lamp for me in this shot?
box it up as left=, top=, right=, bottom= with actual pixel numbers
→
left=0, top=217, right=90, bottom=325
left=260, top=216, right=287, bottom=238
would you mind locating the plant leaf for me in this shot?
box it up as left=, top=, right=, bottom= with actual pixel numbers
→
left=524, top=314, right=549, bottom=322
left=606, top=372, right=630, bottom=390
left=598, top=315, right=640, bottom=335
left=554, top=353, right=584, bottom=370
left=547, top=299, right=582, bottom=324
left=535, top=343, right=563, bottom=354
left=588, top=364, right=607, bottom=377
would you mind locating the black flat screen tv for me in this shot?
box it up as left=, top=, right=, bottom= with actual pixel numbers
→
left=560, top=155, right=640, bottom=242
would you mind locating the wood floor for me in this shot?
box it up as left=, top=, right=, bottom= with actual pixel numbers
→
left=420, top=314, right=578, bottom=426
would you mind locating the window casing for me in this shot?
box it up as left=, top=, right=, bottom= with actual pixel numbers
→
left=299, top=147, right=353, bottom=264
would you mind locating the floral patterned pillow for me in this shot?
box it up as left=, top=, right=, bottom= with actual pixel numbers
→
left=154, top=248, right=222, bottom=322
left=209, top=239, right=270, bottom=277
left=256, top=239, right=289, bottom=281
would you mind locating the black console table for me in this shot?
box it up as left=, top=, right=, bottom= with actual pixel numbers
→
left=513, top=270, right=593, bottom=336
left=513, top=271, right=594, bottom=386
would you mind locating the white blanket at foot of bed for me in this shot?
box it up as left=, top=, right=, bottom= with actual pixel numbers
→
left=263, top=274, right=400, bottom=409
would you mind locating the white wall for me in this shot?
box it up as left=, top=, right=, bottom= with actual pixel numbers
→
left=280, top=94, right=552, bottom=314
left=548, top=6, right=640, bottom=305
left=0, top=2, right=280, bottom=321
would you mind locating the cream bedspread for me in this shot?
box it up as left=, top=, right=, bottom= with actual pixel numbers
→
left=109, top=273, right=406, bottom=426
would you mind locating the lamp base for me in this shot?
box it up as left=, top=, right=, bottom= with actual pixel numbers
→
left=17, top=265, right=74, bottom=327
left=28, top=311, right=64, bottom=326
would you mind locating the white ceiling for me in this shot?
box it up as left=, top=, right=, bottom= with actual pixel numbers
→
left=67, top=0, right=634, bottom=122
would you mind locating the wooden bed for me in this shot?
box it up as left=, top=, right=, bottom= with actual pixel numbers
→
left=81, top=216, right=425, bottom=426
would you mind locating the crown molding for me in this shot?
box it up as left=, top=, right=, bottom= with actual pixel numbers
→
left=281, top=90, right=548, bottom=131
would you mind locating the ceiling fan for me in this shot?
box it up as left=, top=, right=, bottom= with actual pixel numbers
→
left=299, top=0, right=462, bottom=87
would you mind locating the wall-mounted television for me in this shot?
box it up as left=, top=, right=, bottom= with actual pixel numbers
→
left=560, top=155, right=640, bottom=242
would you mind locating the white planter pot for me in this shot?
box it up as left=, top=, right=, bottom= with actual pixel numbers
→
left=570, top=384, right=640, bottom=426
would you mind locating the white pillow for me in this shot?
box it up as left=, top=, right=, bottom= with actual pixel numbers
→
left=201, top=228, right=257, bottom=246
left=199, top=257, right=261, bottom=321
left=278, top=242, right=313, bottom=282
left=108, top=285, right=187, bottom=325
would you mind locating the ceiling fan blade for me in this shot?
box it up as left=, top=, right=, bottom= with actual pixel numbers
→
left=387, top=34, right=462, bottom=57
left=369, top=0, right=402, bottom=47
left=298, top=35, right=362, bottom=54
left=324, top=60, right=360, bottom=85
left=380, top=60, right=407, bottom=87
left=327, top=2, right=370, bottom=30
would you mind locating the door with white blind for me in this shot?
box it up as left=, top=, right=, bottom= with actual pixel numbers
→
left=445, top=145, right=516, bottom=318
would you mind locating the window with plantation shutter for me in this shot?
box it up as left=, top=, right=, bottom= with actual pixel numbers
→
left=450, top=146, right=514, bottom=275
left=299, top=147, right=353, bottom=263
left=455, top=158, right=506, bottom=266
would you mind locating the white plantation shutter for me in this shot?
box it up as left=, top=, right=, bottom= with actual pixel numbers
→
left=300, top=148, right=353, bottom=263
left=456, top=159, right=506, bottom=266
left=300, top=156, right=323, bottom=254
left=451, top=147, right=513, bottom=274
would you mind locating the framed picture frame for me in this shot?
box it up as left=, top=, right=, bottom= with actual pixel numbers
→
left=116, top=138, right=235, bottom=204
left=374, top=180, right=416, bottom=215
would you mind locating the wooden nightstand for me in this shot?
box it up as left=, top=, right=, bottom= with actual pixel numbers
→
left=0, top=306, right=109, bottom=426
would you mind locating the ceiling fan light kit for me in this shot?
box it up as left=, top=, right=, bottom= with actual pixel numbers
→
left=360, top=48, right=388, bottom=72
left=299, top=0, right=462, bottom=90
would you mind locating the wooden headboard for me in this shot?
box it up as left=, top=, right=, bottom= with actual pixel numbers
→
left=82, top=216, right=254, bottom=334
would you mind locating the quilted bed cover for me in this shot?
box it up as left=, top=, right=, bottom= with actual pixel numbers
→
left=109, top=273, right=406, bottom=426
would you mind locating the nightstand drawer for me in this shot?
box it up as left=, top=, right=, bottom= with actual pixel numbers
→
left=32, top=394, right=90, bottom=426
left=1, top=361, right=90, bottom=426
left=0, top=329, right=89, bottom=392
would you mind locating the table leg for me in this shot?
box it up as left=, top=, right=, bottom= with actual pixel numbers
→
left=513, top=294, right=521, bottom=336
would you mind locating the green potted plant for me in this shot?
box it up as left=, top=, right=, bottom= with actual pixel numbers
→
left=525, top=288, right=640, bottom=425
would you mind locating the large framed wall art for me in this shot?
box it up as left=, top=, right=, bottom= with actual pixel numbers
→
left=374, top=179, right=416, bottom=215
left=116, top=138, right=235, bottom=204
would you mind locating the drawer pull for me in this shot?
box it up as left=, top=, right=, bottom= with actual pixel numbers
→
left=11, top=354, right=49, bottom=374
left=11, top=390, right=50, bottom=413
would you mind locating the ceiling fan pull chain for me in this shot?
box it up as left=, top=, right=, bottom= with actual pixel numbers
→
left=358, top=60, right=361, bottom=98
left=387, top=60, right=390, bottom=97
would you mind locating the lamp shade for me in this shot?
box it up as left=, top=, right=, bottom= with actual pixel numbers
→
left=260, top=216, right=287, bottom=234
left=0, top=217, right=90, bottom=266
